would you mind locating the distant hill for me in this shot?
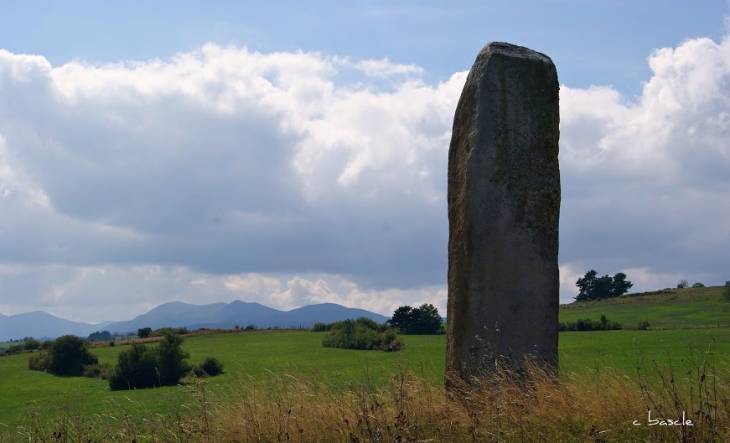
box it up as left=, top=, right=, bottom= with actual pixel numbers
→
left=0, top=311, right=108, bottom=342
left=559, top=285, right=730, bottom=329
left=103, top=301, right=390, bottom=333
left=0, top=302, right=390, bottom=341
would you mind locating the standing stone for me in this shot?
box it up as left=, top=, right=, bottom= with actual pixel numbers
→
left=446, top=42, right=560, bottom=387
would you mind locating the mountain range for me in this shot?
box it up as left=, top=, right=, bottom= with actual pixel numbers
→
left=0, top=301, right=390, bottom=341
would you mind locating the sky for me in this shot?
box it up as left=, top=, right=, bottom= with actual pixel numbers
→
left=0, top=1, right=728, bottom=323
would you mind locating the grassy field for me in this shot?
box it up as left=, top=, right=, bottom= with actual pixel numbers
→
left=0, top=286, right=728, bottom=441
left=1, top=327, right=729, bottom=427
left=0, top=330, right=440, bottom=427
left=559, top=285, right=730, bottom=329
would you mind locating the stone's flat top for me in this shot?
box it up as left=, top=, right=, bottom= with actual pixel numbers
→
left=480, top=42, right=553, bottom=64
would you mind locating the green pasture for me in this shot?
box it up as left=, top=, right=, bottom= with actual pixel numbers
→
left=559, top=285, right=730, bottom=329
left=1, top=327, right=729, bottom=428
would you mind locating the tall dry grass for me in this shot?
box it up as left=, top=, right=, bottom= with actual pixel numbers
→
left=215, top=354, right=729, bottom=442
left=2, top=356, right=728, bottom=442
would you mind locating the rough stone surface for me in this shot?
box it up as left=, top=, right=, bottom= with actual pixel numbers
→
left=446, top=42, right=560, bottom=386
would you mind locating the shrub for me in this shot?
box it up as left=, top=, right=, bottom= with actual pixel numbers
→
left=28, top=352, right=51, bottom=372
left=39, top=340, right=52, bottom=350
left=245, top=324, right=256, bottom=330
left=137, top=327, right=152, bottom=338
left=723, top=281, right=730, bottom=302
left=353, top=317, right=381, bottom=331
left=4, top=344, right=22, bottom=355
left=156, top=332, right=190, bottom=385
left=24, top=338, right=41, bottom=351
left=193, top=356, right=224, bottom=377
left=558, top=316, right=622, bottom=332
left=691, top=282, right=705, bottom=288
left=677, top=279, right=689, bottom=289
left=83, top=362, right=113, bottom=379
left=383, top=338, right=406, bottom=352
left=322, top=318, right=404, bottom=352
left=109, top=340, right=115, bottom=347
left=108, top=332, right=191, bottom=391
left=311, top=322, right=329, bottom=332
left=108, top=344, right=159, bottom=390
left=49, top=335, right=98, bottom=376
left=637, top=320, right=651, bottom=330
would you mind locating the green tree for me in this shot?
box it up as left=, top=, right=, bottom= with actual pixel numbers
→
left=691, top=282, right=705, bottom=288
left=723, top=281, right=730, bottom=302
left=594, top=274, right=614, bottom=299
left=611, top=272, right=633, bottom=296
left=575, top=270, right=633, bottom=301
left=108, top=332, right=191, bottom=390
left=677, top=279, right=689, bottom=289
left=410, top=304, right=443, bottom=334
left=137, top=327, right=152, bottom=338
left=575, top=270, right=598, bottom=301
left=48, top=335, right=98, bottom=376
left=388, top=304, right=443, bottom=334
left=156, top=331, right=190, bottom=386
left=108, top=344, right=159, bottom=390
left=389, top=306, right=414, bottom=333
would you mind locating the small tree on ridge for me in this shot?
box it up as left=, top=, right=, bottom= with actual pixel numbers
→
left=575, top=270, right=633, bottom=301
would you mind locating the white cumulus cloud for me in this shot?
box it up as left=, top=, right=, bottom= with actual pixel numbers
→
left=0, top=29, right=728, bottom=322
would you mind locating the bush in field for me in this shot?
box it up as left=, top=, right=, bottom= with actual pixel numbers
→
left=558, top=315, right=622, bottom=331
left=108, top=344, right=159, bottom=390
left=3, top=344, right=22, bottom=355
left=83, top=362, right=113, bottom=379
left=691, top=282, right=705, bottom=288
left=637, top=320, right=651, bottom=330
left=28, top=352, right=51, bottom=371
left=322, top=318, right=404, bottom=352
left=382, top=334, right=406, bottom=352
left=310, top=321, right=330, bottom=332
left=137, top=327, right=152, bottom=338
left=193, top=356, right=224, bottom=377
left=24, top=338, right=41, bottom=351
left=48, top=335, right=98, bottom=376
left=156, top=332, right=190, bottom=385
left=108, top=332, right=191, bottom=391
left=723, top=281, right=730, bottom=302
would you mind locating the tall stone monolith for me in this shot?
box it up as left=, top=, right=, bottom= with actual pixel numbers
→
left=446, top=42, right=560, bottom=388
